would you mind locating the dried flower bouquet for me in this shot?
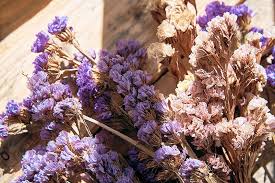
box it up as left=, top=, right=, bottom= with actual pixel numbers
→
left=0, top=0, right=274, bottom=183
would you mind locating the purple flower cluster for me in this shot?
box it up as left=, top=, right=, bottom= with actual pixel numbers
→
left=0, top=100, right=22, bottom=138
left=266, top=64, right=275, bottom=87
left=128, top=148, right=156, bottom=183
left=94, top=93, right=112, bottom=120
left=15, top=131, right=135, bottom=183
left=27, top=72, right=72, bottom=121
left=48, top=16, right=68, bottom=34
left=197, top=1, right=252, bottom=30
left=98, top=40, right=165, bottom=145
left=31, top=31, right=50, bottom=53
left=249, top=26, right=268, bottom=46
left=76, top=60, right=97, bottom=107
left=0, top=115, right=8, bottom=139
left=5, top=100, right=20, bottom=116
left=179, top=158, right=205, bottom=182
left=25, top=71, right=82, bottom=140
left=33, top=53, right=49, bottom=73
left=160, top=120, right=184, bottom=137
left=154, top=145, right=181, bottom=162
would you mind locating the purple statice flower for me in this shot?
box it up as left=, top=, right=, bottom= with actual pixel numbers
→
left=48, top=16, right=68, bottom=34
left=249, top=27, right=268, bottom=46
left=32, top=98, right=55, bottom=121
left=27, top=71, right=49, bottom=91
left=0, top=116, right=8, bottom=139
left=55, top=131, right=136, bottom=183
left=132, top=70, right=151, bottom=87
left=197, top=1, right=252, bottom=30
left=123, top=90, right=137, bottom=111
left=33, top=53, right=49, bottom=73
left=94, top=94, right=112, bottom=120
left=53, top=98, right=81, bottom=120
left=137, top=120, right=158, bottom=144
left=23, top=97, right=32, bottom=110
left=117, top=167, right=135, bottom=183
left=50, top=83, right=72, bottom=101
left=76, top=60, right=97, bottom=107
left=115, top=71, right=132, bottom=95
left=97, top=50, right=120, bottom=73
left=17, top=131, right=136, bottom=183
left=116, top=40, right=145, bottom=58
left=154, top=145, right=181, bottom=162
left=128, top=148, right=156, bottom=183
left=229, top=4, right=253, bottom=18
left=179, top=158, right=205, bottom=181
left=26, top=71, right=73, bottom=124
left=249, top=27, right=264, bottom=34
left=130, top=101, right=151, bottom=127
left=5, top=100, right=20, bottom=116
left=272, top=47, right=275, bottom=64
left=40, top=121, right=61, bottom=140
left=153, top=100, right=169, bottom=114
left=160, top=120, right=184, bottom=137
left=60, top=145, right=75, bottom=161
left=31, top=31, right=49, bottom=53
left=197, top=1, right=230, bottom=30
left=137, top=85, right=155, bottom=100
left=266, top=64, right=275, bottom=87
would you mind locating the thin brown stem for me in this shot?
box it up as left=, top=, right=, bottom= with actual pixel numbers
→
left=181, top=136, right=197, bottom=159
left=83, top=115, right=154, bottom=157
left=72, top=40, right=96, bottom=65
left=263, top=165, right=275, bottom=183
left=148, top=67, right=168, bottom=85
left=236, top=0, right=246, bottom=5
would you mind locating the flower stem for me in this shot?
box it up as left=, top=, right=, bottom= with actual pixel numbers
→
left=83, top=115, right=154, bottom=157
left=148, top=67, right=168, bottom=85
left=72, top=40, right=96, bottom=65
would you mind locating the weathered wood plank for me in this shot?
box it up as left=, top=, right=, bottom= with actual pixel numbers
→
left=0, top=0, right=51, bottom=40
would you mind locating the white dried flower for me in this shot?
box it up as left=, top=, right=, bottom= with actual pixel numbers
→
left=157, top=20, right=176, bottom=41
left=255, top=64, right=267, bottom=92
left=147, top=42, right=175, bottom=62
left=232, top=118, right=254, bottom=150
left=175, top=72, right=195, bottom=94
left=165, top=3, right=194, bottom=32
left=245, top=31, right=263, bottom=48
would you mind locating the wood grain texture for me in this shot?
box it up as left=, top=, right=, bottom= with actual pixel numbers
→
left=0, top=0, right=274, bottom=182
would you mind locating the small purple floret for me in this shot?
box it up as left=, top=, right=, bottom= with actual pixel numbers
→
left=266, top=64, right=275, bottom=88
left=48, top=16, right=68, bottom=34
left=6, top=100, right=20, bottom=116
left=31, top=31, right=49, bottom=53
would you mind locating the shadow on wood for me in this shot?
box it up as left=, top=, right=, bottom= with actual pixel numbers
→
left=102, top=0, right=158, bottom=50
left=0, top=0, right=51, bottom=40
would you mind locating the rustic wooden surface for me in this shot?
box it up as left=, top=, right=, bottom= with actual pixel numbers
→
left=0, top=0, right=274, bottom=182
left=0, top=0, right=51, bottom=40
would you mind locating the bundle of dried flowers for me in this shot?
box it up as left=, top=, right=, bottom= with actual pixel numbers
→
left=0, top=1, right=274, bottom=183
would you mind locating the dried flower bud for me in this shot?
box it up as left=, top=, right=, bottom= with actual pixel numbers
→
left=157, top=20, right=176, bottom=41
left=47, top=56, right=62, bottom=81
left=175, top=71, right=194, bottom=94
left=56, top=27, right=75, bottom=43
left=245, top=31, right=263, bottom=49
left=165, top=3, right=195, bottom=32
left=147, top=43, right=175, bottom=63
